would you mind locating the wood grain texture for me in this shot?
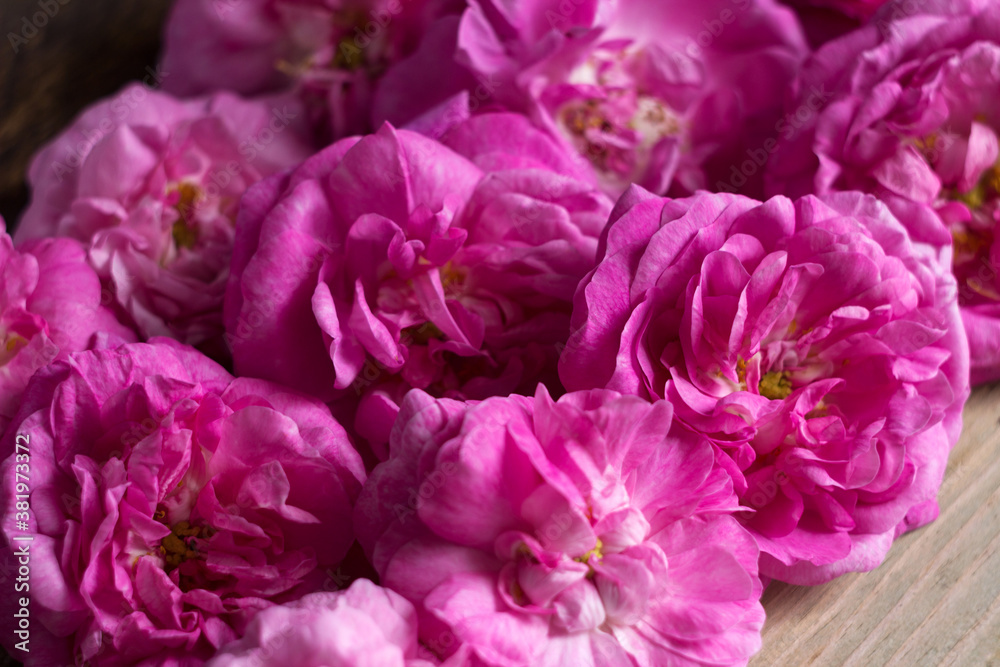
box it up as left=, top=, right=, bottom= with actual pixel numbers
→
left=0, top=0, right=173, bottom=227
left=752, top=383, right=1000, bottom=667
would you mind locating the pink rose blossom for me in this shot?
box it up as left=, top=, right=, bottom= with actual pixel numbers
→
left=766, top=0, right=1000, bottom=385
left=208, top=579, right=437, bottom=666
left=355, top=386, right=764, bottom=666
left=160, top=0, right=464, bottom=142
left=378, top=0, right=807, bottom=198
left=15, top=84, right=312, bottom=360
left=560, top=188, right=969, bottom=584
left=225, top=119, right=610, bottom=454
left=0, top=340, right=365, bottom=665
left=0, top=220, right=135, bottom=434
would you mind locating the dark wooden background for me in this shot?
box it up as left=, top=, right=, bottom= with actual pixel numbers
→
left=0, top=0, right=173, bottom=231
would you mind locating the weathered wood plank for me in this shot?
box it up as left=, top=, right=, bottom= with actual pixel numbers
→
left=753, top=383, right=1000, bottom=666
left=0, top=0, right=173, bottom=227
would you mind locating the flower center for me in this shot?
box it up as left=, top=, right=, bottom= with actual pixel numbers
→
left=952, top=161, right=1000, bottom=211
left=277, top=9, right=391, bottom=78
left=401, top=322, right=444, bottom=346
left=157, top=519, right=205, bottom=569
left=440, top=262, right=468, bottom=296
left=758, top=370, right=793, bottom=400
left=554, top=46, right=683, bottom=188
left=153, top=503, right=209, bottom=570
left=733, top=356, right=795, bottom=400
left=0, top=332, right=27, bottom=366
left=167, top=182, right=203, bottom=250
left=575, top=538, right=604, bottom=567
left=918, top=133, right=1000, bottom=305
left=736, top=357, right=748, bottom=389
left=330, top=10, right=385, bottom=72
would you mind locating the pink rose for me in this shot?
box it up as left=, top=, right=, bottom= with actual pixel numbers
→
left=355, top=386, right=764, bottom=666
left=560, top=188, right=970, bottom=584
left=208, top=580, right=437, bottom=666
left=225, top=119, right=610, bottom=454
left=0, top=340, right=365, bottom=665
left=766, top=0, right=1000, bottom=385
left=160, top=0, right=464, bottom=142
left=15, top=84, right=312, bottom=360
left=0, top=220, right=135, bottom=434
left=378, top=0, right=807, bottom=198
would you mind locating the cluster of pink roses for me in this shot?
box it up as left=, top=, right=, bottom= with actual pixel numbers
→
left=1, top=0, right=992, bottom=664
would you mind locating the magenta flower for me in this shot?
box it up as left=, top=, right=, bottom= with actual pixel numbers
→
left=379, top=0, right=807, bottom=198
left=225, top=119, right=609, bottom=454
left=786, top=0, right=888, bottom=21
left=160, top=0, right=464, bottom=141
left=560, top=189, right=969, bottom=584
left=208, top=579, right=437, bottom=666
left=0, top=340, right=365, bottom=665
left=354, top=386, right=765, bottom=666
left=0, top=221, right=135, bottom=434
left=15, top=84, right=312, bottom=360
left=766, top=0, right=1000, bottom=385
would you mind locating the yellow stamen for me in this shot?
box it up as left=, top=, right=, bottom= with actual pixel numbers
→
left=440, top=262, right=468, bottom=293
left=167, top=182, right=203, bottom=249
left=951, top=160, right=1000, bottom=211
left=158, top=520, right=204, bottom=569
left=952, top=229, right=988, bottom=258
left=758, top=371, right=793, bottom=400
left=401, top=322, right=443, bottom=346
left=806, top=401, right=829, bottom=419
left=510, top=580, right=528, bottom=606
left=5, top=335, right=25, bottom=353
left=576, top=538, right=604, bottom=564
left=736, top=358, right=748, bottom=391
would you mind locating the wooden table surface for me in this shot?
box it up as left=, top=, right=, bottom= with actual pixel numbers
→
left=753, top=383, right=1000, bottom=666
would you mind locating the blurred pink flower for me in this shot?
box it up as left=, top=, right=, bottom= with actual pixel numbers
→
left=0, top=340, right=365, bottom=665
left=378, top=0, right=807, bottom=198
left=786, top=0, right=888, bottom=21
left=208, top=579, right=437, bottom=666
left=0, top=220, right=135, bottom=434
left=767, top=0, right=1000, bottom=384
left=225, top=119, right=609, bottom=455
left=160, top=0, right=465, bottom=141
left=355, top=386, right=765, bottom=666
left=16, top=84, right=312, bottom=361
left=560, top=188, right=970, bottom=584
